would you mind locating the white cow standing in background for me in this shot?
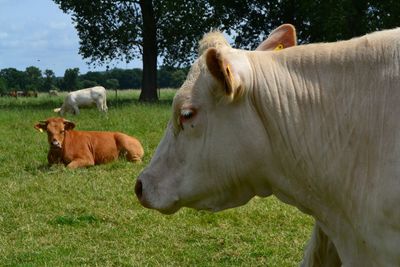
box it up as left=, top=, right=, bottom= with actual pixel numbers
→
left=135, top=23, right=400, bottom=267
left=54, top=86, right=108, bottom=115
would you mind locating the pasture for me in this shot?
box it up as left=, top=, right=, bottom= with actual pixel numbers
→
left=0, top=90, right=313, bottom=266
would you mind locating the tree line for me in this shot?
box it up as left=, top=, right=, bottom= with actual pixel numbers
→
left=0, top=66, right=188, bottom=95
left=53, top=0, right=400, bottom=102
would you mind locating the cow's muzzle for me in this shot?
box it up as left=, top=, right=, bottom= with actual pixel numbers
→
left=134, top=179, right=143, bottom=202
left=135, top=178, right=152, bottom=209
left=135, top=174, right=180, bottom=214
left=51, top=140, right=62, bottom=148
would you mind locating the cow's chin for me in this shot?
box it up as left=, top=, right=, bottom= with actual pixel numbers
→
left=154, top=204, right=212, bottom=215
left=50, top=143, right=62, bottom=149
left=146, top=191, right=270, bottom=214
left=154, top=206, right=181, bottom=215
left=182, top=191, right=259, bottom=213
left=137, top=192, right=181, bottom=215
left=144, top=196, right=238, bottom=215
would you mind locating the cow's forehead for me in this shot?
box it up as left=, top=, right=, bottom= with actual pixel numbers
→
left=46, top=118, right=65, bottom=129
left=173, top=58, right=205, bottom=108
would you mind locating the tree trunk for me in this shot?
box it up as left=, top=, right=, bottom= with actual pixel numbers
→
left=139, top=0, right=158, bottom=102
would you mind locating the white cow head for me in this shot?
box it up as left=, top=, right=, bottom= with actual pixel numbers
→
left=136, top=24, right=297, bottom=214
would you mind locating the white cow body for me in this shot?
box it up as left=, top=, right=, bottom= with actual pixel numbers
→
left=136, top=28, right=400, bottom=266
left=54, top=86, right=108, bottom=115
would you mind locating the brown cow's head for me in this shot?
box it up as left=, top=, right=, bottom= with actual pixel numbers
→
left=35, top=117, right=75, bottom=148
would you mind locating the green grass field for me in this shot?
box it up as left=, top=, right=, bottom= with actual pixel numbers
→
left=0, top=90, right=313, bottom=266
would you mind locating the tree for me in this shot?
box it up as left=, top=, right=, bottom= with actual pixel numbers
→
left=62, top=68, right=79, bottom=91
left=52, top=0, right=235, bottom=102
left=170, top=69, right=187, bottom=88
left=25, top=66, right=42, bottom=91
left=106, top=68, right=142, bottom=89
left=157, top=66, right=173, bottom=89
left=53, top=0, right=399, bottom=100
left=158, top=66, right=188, bottom=88
left=0, top=77, right=7, bottom=95
left=42, top=69, right=56, bottom=92
left=80, top=80, right=98, bottom=88
left=105, top=78, right=119, bottom=89
left=0, top=68, right=28, bottom=91
left=211, top=0, right=400, bottom=47
left=80, top=71, right=106, bottom=87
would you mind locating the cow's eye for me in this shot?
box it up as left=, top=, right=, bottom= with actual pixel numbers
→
left=181, top=109, right=193, bottom=119
left=179, top=108, right=196, bottom=127
left=60, top=130, right=65, bottom=134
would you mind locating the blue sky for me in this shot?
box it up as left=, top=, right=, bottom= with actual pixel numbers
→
left=0, top=0, right=141, bottom=76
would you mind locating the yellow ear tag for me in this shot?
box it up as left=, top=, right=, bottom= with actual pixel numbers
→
left=226, top=64, right=232, bottom=77
left=39, top=128, right=43, bottom=133
left=274, top=44, right=284, bottom=51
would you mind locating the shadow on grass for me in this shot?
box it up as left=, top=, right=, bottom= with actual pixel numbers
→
left=36, top=164, right=52, bottom=171
left=24, top=163, right=66, bottom=175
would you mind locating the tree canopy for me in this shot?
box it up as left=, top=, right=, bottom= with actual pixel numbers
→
left=212, top=0, right=400, bottom=48
left=62, top=68, right=80, bottom=91
left=53, top=0, right=235, bottom=101
left=53, top=0, right=400, bottom=101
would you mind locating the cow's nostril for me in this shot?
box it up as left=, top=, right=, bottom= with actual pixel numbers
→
left=135, top=179, right=143, bottom=199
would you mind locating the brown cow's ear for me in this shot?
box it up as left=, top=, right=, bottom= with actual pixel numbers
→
left=64, top=120, right=75, bottom=130
left=34, top=121, right=47, bottom=132
left=206, top=48, right=242, bottom=101
left=256, top=24, right=297, bottom=51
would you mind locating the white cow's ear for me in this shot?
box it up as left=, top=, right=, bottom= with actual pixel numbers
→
left=206, top=48, right=242, bottom=101
left=256, top=24, right=297, bottom=51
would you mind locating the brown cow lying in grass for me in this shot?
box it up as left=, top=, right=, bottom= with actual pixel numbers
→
left=35, top=117, right=144, bottom=169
